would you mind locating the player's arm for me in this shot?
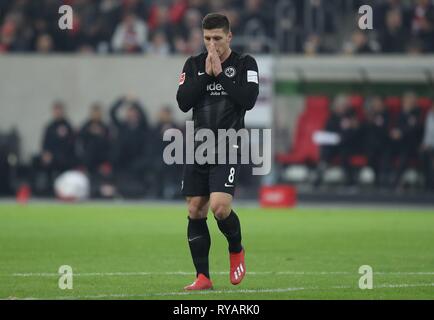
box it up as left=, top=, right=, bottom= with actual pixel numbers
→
left=216, top=55, right=259, bottom=111
left=176, top=57, right=212, bottom=113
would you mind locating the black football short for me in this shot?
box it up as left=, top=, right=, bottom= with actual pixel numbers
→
left=181, top=161, right=242, bottom=197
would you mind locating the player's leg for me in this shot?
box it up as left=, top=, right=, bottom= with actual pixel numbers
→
left=184, top=196, right=213, bottom=290
left=210, top=192, right=242, bottom=252
left=209, top=162, right=246, bottom=285
left=186, top=196, right=211, bottom=274
left=182, top=163, right=213, bottom=290
left=210, top=192, right=245, bottom=285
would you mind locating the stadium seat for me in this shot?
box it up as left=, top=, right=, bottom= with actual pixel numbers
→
left=276, top=96, right=330, bottom=165
left=305, top=95, right=330, bottom=116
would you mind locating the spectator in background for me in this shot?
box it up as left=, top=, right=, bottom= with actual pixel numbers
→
left=364, top=96, right=390, bottom=186
left=410, top=0, right=434, bottom=52
left=379, top=9, right=408, bottom=53
left=98, top=0, right=124, bottom=42
left=314, top=95, right=363, bottom=187
left=122, top=0, right=150, bottom=21
left=421, top=102, right=434, bottom=190
left=183, top=7, right=203, bottom=30
left=374, top=0, right=410, bottom=31
left=78, top=103, right=110, bottom=174
left=79, top=16, right=107, bottom=53
left=221, top=8, right=241, bottom=35
left=186, top=27, right=203, bottom=54
left=173, top=34, right=189, bottom=54
left=111, top=12, right=148, bottom=53
left=35, top=33, right=54, bottom=53
left=147, top=29, right=171, bottom=55
left=150, top=106, right=182, bottom=198
left=187, top=0, right=210, bottom=16
left=241, top=0, right=272, bottom=53
left=303, top=33, right=329, bottom=56
left=208, top=0, right=227, bottom=12
left=0, top=11, right=30, bottom=52
left=147, top=3, right=176, bottom=49
left=40, top=101, right=76, bottom=172
left=148, top=2, right=170, bottom=31
left=174, top=7, right=202, bottom=42
left=1, top=0, right=434, bottom=56
left=173, top=8, right=203, bottom=54
left=169, top=0, right=189, bottom=25
left=110, top=95, right=149, bottom=180
left=343, top=30, right=375, bottom=55
left=242, top=0, right=272, bottom=36
left=387, top=92, right=424, bottom=188
left=33, top=101, right=76, bottom=194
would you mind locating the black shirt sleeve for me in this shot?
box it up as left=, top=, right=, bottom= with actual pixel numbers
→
left=216, top=55, right=259, bottom=111
left=176, top=57, right=213, bottom=113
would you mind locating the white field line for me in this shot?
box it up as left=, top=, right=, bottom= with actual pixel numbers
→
left=4, top=283, right=434, bottom=300
left=8, top=271, right=434, bottom=277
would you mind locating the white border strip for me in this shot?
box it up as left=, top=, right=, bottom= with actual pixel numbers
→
left=8, top=271, right=434, bottom=277
left=4, top=283, right=434, bottom=300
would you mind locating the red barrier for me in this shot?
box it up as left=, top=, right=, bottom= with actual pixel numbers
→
left=259, top=185, right=297, bottom=208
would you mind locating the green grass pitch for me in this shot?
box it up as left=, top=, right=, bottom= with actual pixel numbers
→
left=0, top=203, right=433, bottom=300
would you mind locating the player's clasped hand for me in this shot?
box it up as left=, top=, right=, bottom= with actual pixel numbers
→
left=206, top=43, right=222, bottom=77
left=206, top=53, right=213, bottom=76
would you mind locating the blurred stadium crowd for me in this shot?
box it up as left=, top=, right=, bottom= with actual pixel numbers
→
left=1, top=0, right=433, bottom=199
left=0, top=92, right=433, bottom=200
left=277, top=92, right=434, bottom=191
left=1, top=0, right=434, bottom=54
left=29, top=97, right=183, bottom=199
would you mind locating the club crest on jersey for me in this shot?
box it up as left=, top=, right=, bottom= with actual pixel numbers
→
left=179, top=72, right=186, bottom=85
left=224, top=66, right=236, bottom=78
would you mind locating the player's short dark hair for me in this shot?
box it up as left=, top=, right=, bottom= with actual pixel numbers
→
left=202, top=13, right=230, bottom=33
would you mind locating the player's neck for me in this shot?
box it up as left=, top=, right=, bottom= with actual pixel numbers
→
left=220, top=48, right=232, bottom=64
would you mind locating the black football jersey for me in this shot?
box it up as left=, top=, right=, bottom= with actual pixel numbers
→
left=176, top=50, right=259, bottom=133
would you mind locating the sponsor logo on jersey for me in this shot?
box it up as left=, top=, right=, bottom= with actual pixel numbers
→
left=206, top=82, right=228, bottom=96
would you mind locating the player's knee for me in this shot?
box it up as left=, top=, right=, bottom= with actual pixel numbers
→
left=188, top=202, right=207, bottom=219
left=210, top=203, right=231, bottom=220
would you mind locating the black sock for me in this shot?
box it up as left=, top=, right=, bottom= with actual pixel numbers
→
left=216, top=210, right=242, bottom=253
left=187, top=217, right=211, bottom=279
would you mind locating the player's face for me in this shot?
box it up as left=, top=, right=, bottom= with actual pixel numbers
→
left=203, top=28, right=232, bottom=58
